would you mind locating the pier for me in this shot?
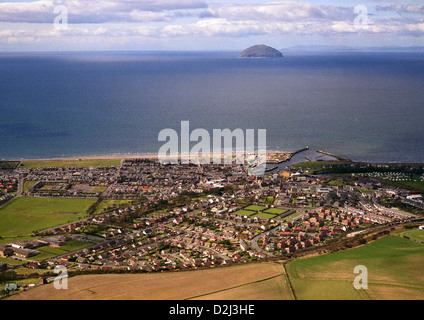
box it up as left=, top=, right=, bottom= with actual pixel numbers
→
left=292, top=146, right=309, bottom=156
left=316, top=149, right=351, bottom=162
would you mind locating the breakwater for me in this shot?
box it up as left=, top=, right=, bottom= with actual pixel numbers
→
left=316, top=150, right=351, bottom=162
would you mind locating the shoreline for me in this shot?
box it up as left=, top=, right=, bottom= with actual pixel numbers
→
left=15, top=150, right=287, bottom=163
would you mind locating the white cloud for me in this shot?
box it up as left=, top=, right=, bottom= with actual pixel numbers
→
left=1, top=0, right=424, bottom=49
left=0, top=0, right=208, bottom=23
left=206, top=1, right=352, bottom=22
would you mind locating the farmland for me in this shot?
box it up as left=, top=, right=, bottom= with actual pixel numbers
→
left=7, top=262, right=290, bottom=300
left=286, top=236, right=424, bottom=300
left=402, top=228, right=424, bottom=242
left=0, top=197, right=96, bottom=237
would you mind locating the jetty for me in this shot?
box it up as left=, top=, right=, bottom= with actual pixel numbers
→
left=316, top=149, right=351, bottom=162
left=292, top=146, right=309, bottom=156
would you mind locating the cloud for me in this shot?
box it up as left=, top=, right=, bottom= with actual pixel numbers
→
left=0, top=0, right=208, bottom=23
left=206, top=1, right=353, bottom=22
left=1, top=0, right=424, bottom=49
left=376, top=3, right=424, bottom=15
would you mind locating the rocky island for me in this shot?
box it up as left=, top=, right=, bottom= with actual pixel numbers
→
left=239, top=44, right=283, bottom=58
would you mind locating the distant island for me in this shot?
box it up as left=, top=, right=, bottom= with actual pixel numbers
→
left=239, top=44, right=283, bottom=58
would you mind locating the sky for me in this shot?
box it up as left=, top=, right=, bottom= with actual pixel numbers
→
left=0, top=0, right=424, bottom=51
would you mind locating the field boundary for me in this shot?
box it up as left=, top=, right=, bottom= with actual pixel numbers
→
left=282, top=263, right=297, bottom=300
left=402, top=230, right=424, bottom=243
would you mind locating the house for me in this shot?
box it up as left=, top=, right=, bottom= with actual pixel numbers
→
left=293, top=226, right=303, bottom=233
left=239, top=240, right=249, bottom=252
left=10, top=241, right=33, bottom=249
left=0, top=245, right=13, bottom=257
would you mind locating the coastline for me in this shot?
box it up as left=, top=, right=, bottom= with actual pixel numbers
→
left=12, top=148, right=348, bottom=167
left=17, top=150, right=273, bottom=163
left=20, top=154, right=159, bottom=162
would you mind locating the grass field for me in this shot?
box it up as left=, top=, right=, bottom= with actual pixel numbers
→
left=403, top=229, right=424, bottom=242
left=263, top=208, right=287, bottom=215
left=21, top=159, right=121, bottom=169
left=90, top=186, right=107, bottom=193
left=32, top=240, right=92, bottom=260
left=293, top=161, right=349, bottom=171
left=7, top=262, right=292, bottom=300
left=244, top=205, right=267, bottom=212
left=252, top=213, right=276, bottom=219
left=0, top=257, right=27, bottom=266
left=23, top=181, right=38, bottom=192
left=0, top=197, right=96, bottom=237
left=286, top=236, right=424, bottom=300
left=283, top=212, right=305, bottom=221
left=0, top=161, right=20, bottom=170
left=93, top=199, right=142, bottom=215
left=233, top=209, right=256, bottom=216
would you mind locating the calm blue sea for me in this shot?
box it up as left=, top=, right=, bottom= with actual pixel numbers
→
left=1, top=50, right=424, bottom=162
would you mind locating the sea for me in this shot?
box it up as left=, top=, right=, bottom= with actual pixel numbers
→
left=1, top=50, right=424, bottom=163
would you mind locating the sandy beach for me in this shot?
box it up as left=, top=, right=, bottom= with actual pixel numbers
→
left=20, top=150, right=280, bottom=163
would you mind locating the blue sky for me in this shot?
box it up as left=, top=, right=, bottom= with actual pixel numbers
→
left=1, top=0, right=424, bottom=51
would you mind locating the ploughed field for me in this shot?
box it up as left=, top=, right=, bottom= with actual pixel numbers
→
left=8, top=262, right=291, bottom=300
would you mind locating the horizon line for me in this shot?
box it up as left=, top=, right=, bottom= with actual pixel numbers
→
left=2, top=45, right=424, bottom=54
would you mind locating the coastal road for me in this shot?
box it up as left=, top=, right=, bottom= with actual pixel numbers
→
left=17, top=178, right=24, bottom=197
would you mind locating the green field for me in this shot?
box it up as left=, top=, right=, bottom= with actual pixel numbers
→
left=393, top=179, right=424, bottom=193
left=403, top=229, right=424, bottom=242
left=263, top=208, right=287, bottom=215
left=90, top=186, right=107, bottom=193
left=93, top=199, right=142, bottom=215
left=233, top=210, right=256, bottom=216
left=21, top=159, right=121, bottom=169
left=23, top=181, right=38, bottom=192
left=359, top=189, right=375, bottom=193
left=0, top=257, right=27, bottom=266
left=283, top=212, right=305, bottom=221
left=294, top=161, right=348, bottom=170
left=252, top=213, right=276, bottom=219
left=244, top=205, right=267, bottom=212
left=0, top=161, right=20, bottom=170
left=32, top=240, right=91, bottom=260
left=287, top=236, right=424, bottom=300
left=0, top=197, right=96, bottom=237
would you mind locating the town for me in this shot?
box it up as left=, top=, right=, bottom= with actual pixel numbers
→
left=0, top=156, right=423, bottom=295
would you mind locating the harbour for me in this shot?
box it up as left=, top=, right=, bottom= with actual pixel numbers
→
left=265, top=147, right=342, bottom=173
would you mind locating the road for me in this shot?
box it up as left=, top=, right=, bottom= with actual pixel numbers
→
left=249, top=209, right=297, bottom=257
